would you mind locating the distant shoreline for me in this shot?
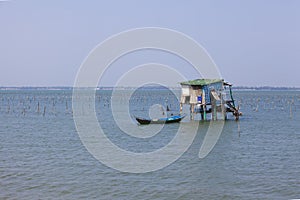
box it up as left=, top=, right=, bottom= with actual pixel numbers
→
left=1, top=86, right=300, bottom=91
left=232, top=86, right=300, bottom=91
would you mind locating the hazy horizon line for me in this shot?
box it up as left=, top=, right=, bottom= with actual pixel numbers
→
left=1, top=85, right=300, bottom=89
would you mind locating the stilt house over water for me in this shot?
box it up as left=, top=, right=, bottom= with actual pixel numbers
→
left=179, top=79, right=242, bottom=120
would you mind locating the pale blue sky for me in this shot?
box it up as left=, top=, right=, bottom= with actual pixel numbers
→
left=1, top=0, right=300, bottom=87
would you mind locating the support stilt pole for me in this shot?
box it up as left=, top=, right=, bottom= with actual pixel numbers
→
left=180, top=103, right=183, bottom=115
left=191, top=104, right=195, bottom=120
left=203, top=105, right=206, bottom=120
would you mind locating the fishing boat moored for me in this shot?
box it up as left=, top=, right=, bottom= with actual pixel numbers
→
left=135, top=114, right=186, bottom=125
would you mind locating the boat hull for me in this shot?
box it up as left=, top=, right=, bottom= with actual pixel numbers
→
left=135, top=115, right=185, bottom=125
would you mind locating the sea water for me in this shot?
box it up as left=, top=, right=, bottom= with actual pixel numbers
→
left=0, top=89, right=299, bottom=199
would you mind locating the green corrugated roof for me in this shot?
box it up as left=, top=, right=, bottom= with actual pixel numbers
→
left=180, top=79, right=223, bottom=86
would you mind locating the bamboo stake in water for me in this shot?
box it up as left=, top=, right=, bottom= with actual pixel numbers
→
left=289, top=100, right=293, bottom=119
left=37, top=101, right=40, bottom=113
left=43, top=106, right=46, bottom=117
left=65, top=100, right=68, bottom=112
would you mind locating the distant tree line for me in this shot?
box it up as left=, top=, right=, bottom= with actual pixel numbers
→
left=232, top=86, right=300, bottom=91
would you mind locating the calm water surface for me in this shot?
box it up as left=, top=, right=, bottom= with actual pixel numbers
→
left=0, top=89, right=299, bottom=199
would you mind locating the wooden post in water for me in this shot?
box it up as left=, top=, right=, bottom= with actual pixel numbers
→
left=65, top=100, right=68, bottom=113
left=289, top=100, right=293, bottom=119
left=180, top=103, right=183, bottom=114
left=37, top=101, right=40, bottom=113
left=43, top=106, right=46, bottom=117
left=221, top=93, right=226, bottom=120
left=190, top=104, right=195, bottom=120
left=200, top=105, right=204, bottom=120
left=211, top=93, right=217, bottom=120
left=7, top=105, right=10, bottom=114
left=202, top=89, right=206, bottom=120
left=203, top=105, right=207, bottom=120
left=212, top=103, right=216, bottom=120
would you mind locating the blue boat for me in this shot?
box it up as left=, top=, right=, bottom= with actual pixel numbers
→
left=135, top=114, right=186, bottom=125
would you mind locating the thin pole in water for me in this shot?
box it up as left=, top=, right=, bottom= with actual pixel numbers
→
left=43, top=106, right=46, bottom=117
left=37, top=101, right=40, bottom=113
left=289, top=101, right=293, bottom=119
